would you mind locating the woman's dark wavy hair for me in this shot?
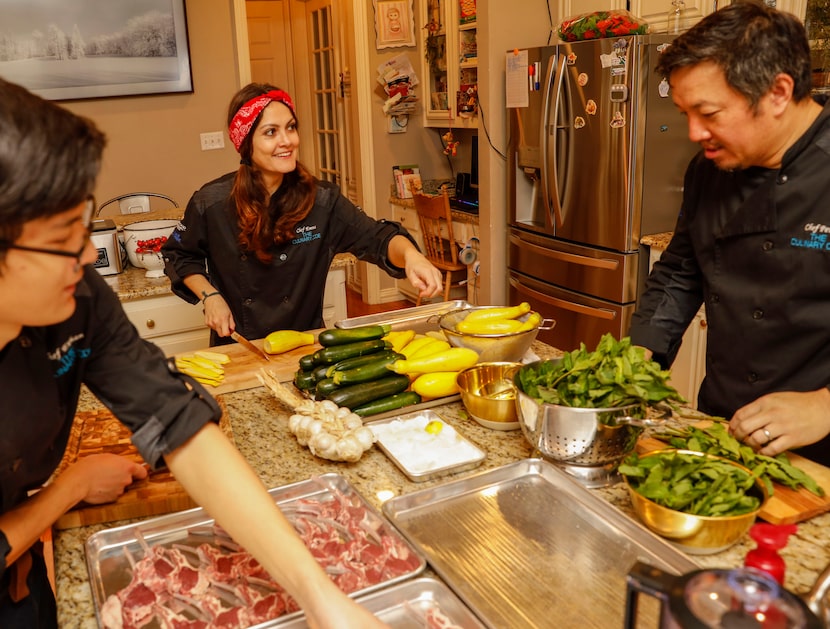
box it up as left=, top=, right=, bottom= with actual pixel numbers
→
left=655, top=0, right=813, bottom=110
left=227, top=83, right=317, bottom=263
left=0, top=78, right=105, bottom=248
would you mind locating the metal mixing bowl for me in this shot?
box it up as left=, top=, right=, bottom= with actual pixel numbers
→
left=622, top=450, right=768, bottom=555
left=456, top=362, right=522, bottom=430
left=437, top=307, right=553, bottom=363
left=513, top=360, right=663, bottom=486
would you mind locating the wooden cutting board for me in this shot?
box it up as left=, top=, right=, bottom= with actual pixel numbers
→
left=637, top=431, right=830, bottom=525
left=53, top=398, right=232, bottom=529
left=179, top=337, right=322, bottom=395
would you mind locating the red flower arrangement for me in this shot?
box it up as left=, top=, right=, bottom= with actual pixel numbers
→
left=558, top=10, right=648, bottom=42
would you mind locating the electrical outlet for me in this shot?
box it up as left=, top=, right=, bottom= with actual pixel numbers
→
left=200, top=132, right=225, bottom=151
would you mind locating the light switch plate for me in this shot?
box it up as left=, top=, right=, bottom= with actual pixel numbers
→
left=200, top=132, right=225, bottom=150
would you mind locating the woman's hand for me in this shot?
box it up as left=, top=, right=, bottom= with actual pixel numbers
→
left=61, top=454, right=148, bottom=505
left=203, top=294, right=236, bottom=338
left=403, top=249, right=443, bottom=299
left=729, top=388, right=830, bottom=457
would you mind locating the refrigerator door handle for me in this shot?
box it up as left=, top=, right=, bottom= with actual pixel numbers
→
left=508, top=232, right=618, bottom=271
left=509, top=276, right=618, bottom=321
left=541, top=53, right=565, bottom=230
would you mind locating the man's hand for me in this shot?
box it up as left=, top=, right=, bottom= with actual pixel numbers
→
left=729, top=388, right=830, bottom=457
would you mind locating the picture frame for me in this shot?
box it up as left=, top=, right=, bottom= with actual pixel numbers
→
left=374, top=0, right=416, bottom=49
left=0, top=1, right=193, bottom=101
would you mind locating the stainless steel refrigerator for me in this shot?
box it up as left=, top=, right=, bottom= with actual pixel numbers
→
left=508, top=34, right=699, bottom=351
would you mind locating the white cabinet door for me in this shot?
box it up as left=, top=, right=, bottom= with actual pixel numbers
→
left=669, top=307, right=708, bottom=409
left=631, top=0, right=721, bottom=34
left=322, top=267, right=348, bottom=328
left=122, top=294, right=210, bottom=356
left=558, top=0, right=626, bottom=17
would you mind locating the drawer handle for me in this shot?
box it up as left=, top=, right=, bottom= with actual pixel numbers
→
left=146, top=319, right=156, bottom=329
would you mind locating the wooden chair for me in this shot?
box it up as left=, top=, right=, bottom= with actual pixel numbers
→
left=409, top=184, right=468, bottom=305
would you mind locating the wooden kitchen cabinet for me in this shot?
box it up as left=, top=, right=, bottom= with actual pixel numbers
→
left=420, top=0, right=478, bottom=128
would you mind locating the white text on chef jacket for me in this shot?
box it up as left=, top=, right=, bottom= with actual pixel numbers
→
left=293, top=224, right=321, bottom=245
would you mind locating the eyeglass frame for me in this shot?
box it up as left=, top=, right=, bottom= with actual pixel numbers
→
left=0, top=196, right=96, bottom=263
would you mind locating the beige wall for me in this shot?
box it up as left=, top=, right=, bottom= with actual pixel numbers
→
left=61, top=0, right=242, bottom=211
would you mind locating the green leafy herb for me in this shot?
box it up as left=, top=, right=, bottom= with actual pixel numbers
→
left=620, top=451, right=763, bottom=517
left=517, top=334, right=685, bottom=417
left=653, top=422, right=825, bottom=497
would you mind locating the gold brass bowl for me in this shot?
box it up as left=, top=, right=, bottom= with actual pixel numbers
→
left=623, top=449, right=768, bottom=555
left=456, top=362, right=523, bottom=430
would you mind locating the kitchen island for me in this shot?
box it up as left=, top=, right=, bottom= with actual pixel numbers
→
left=54, top=339, right=830, bottom=627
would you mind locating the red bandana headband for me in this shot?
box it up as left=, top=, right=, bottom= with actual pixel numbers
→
left=228, top=89, right=296, bottom=152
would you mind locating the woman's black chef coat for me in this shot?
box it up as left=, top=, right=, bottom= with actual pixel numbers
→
left=163, top=175, right=417, bottom=345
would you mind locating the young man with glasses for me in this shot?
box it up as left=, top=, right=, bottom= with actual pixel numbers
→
left=0, top=79, right=386, bottom=628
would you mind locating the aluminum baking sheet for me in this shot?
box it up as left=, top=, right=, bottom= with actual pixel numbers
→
left=334, top=300, right=472, bottom=334
left=369, top=409, right=486, bottom=482
left=382, top=459, right=700, bottom=629
left=85, top=474, right=426, bottom=629
left=276, top=577, right=487, bottom=628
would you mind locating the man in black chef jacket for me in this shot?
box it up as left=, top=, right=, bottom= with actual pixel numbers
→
left=0, top=79, right=386, bottom=628
left=629, top=1, right=830, bottom=465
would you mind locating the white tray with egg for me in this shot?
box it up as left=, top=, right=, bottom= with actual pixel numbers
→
left=369, top=410, right=486, bottom=482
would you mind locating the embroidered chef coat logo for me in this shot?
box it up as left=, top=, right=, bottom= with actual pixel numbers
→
left=48, top=333, right=91, bottom=377
left=292, top=224, right=321, bottom=245
left=791, top=223, right=830, bottom=251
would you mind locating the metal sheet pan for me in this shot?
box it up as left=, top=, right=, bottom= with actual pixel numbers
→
left=334, top=300, right=473, bottom=334
left=85, top=474, right=426, bottom=629
left=382, top=459, right=700, bottom=629
left=369, top=409, right=486, bottom=482
left=276, top=577, right=487, bottom=628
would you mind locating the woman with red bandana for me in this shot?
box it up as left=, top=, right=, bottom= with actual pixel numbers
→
left=163, top=83, right=442, bottom=346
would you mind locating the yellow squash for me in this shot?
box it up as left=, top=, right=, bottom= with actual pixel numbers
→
left=411, top=371, right=461, bottom=398
left=390, top=347, right=479, bottom=375
left=410, top=339, right=451, bottom=359
left=463, top=302, right=531, bottom=322
left=383, top=329, right=416, bottom=353
left=263, top=330, right=315, bottom=354
left=516, top=311, right=542, bottom=333
left=457, top=317, right=524, bottom=335
left=400, top=335, right=436, bottom=359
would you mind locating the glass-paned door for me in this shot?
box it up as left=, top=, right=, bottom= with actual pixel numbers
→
left=308, top=1, right=341, bottom=186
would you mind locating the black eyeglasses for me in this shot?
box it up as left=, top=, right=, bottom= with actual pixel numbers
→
left=0, top=196, right=96, bottom=263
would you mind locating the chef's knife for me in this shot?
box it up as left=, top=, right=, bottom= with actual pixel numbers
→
left=230, top=331, right=272, bottom=362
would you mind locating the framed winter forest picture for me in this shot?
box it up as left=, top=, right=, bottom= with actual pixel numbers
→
left=0, top=0, right=193, bottom=101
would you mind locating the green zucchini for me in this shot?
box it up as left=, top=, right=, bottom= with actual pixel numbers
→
left=325, top=374, right=410, bottom=410
left=318, top=324, right=392, bottom=347
left=293, top=368, right=317, bottom=391
left=332, top=352, right=404, bottom=386
left=312, top=363, right=331, bottom=383
left=313, top=339, right=391, bottom=365
left=325, top=349, right=399, bottom=378
left=298, top=353, right=317, bottom=372
left=315, top=377, right=340, bottom=397
left=353, top=391, right=422, bottom=418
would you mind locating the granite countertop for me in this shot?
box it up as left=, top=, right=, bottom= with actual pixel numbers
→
left=641, top=231, right=673, bottom=250
left=53, top=339, right=830, bottom=626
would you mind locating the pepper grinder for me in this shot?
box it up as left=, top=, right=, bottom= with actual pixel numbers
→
left=744, top=522, right=798, bottom=585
